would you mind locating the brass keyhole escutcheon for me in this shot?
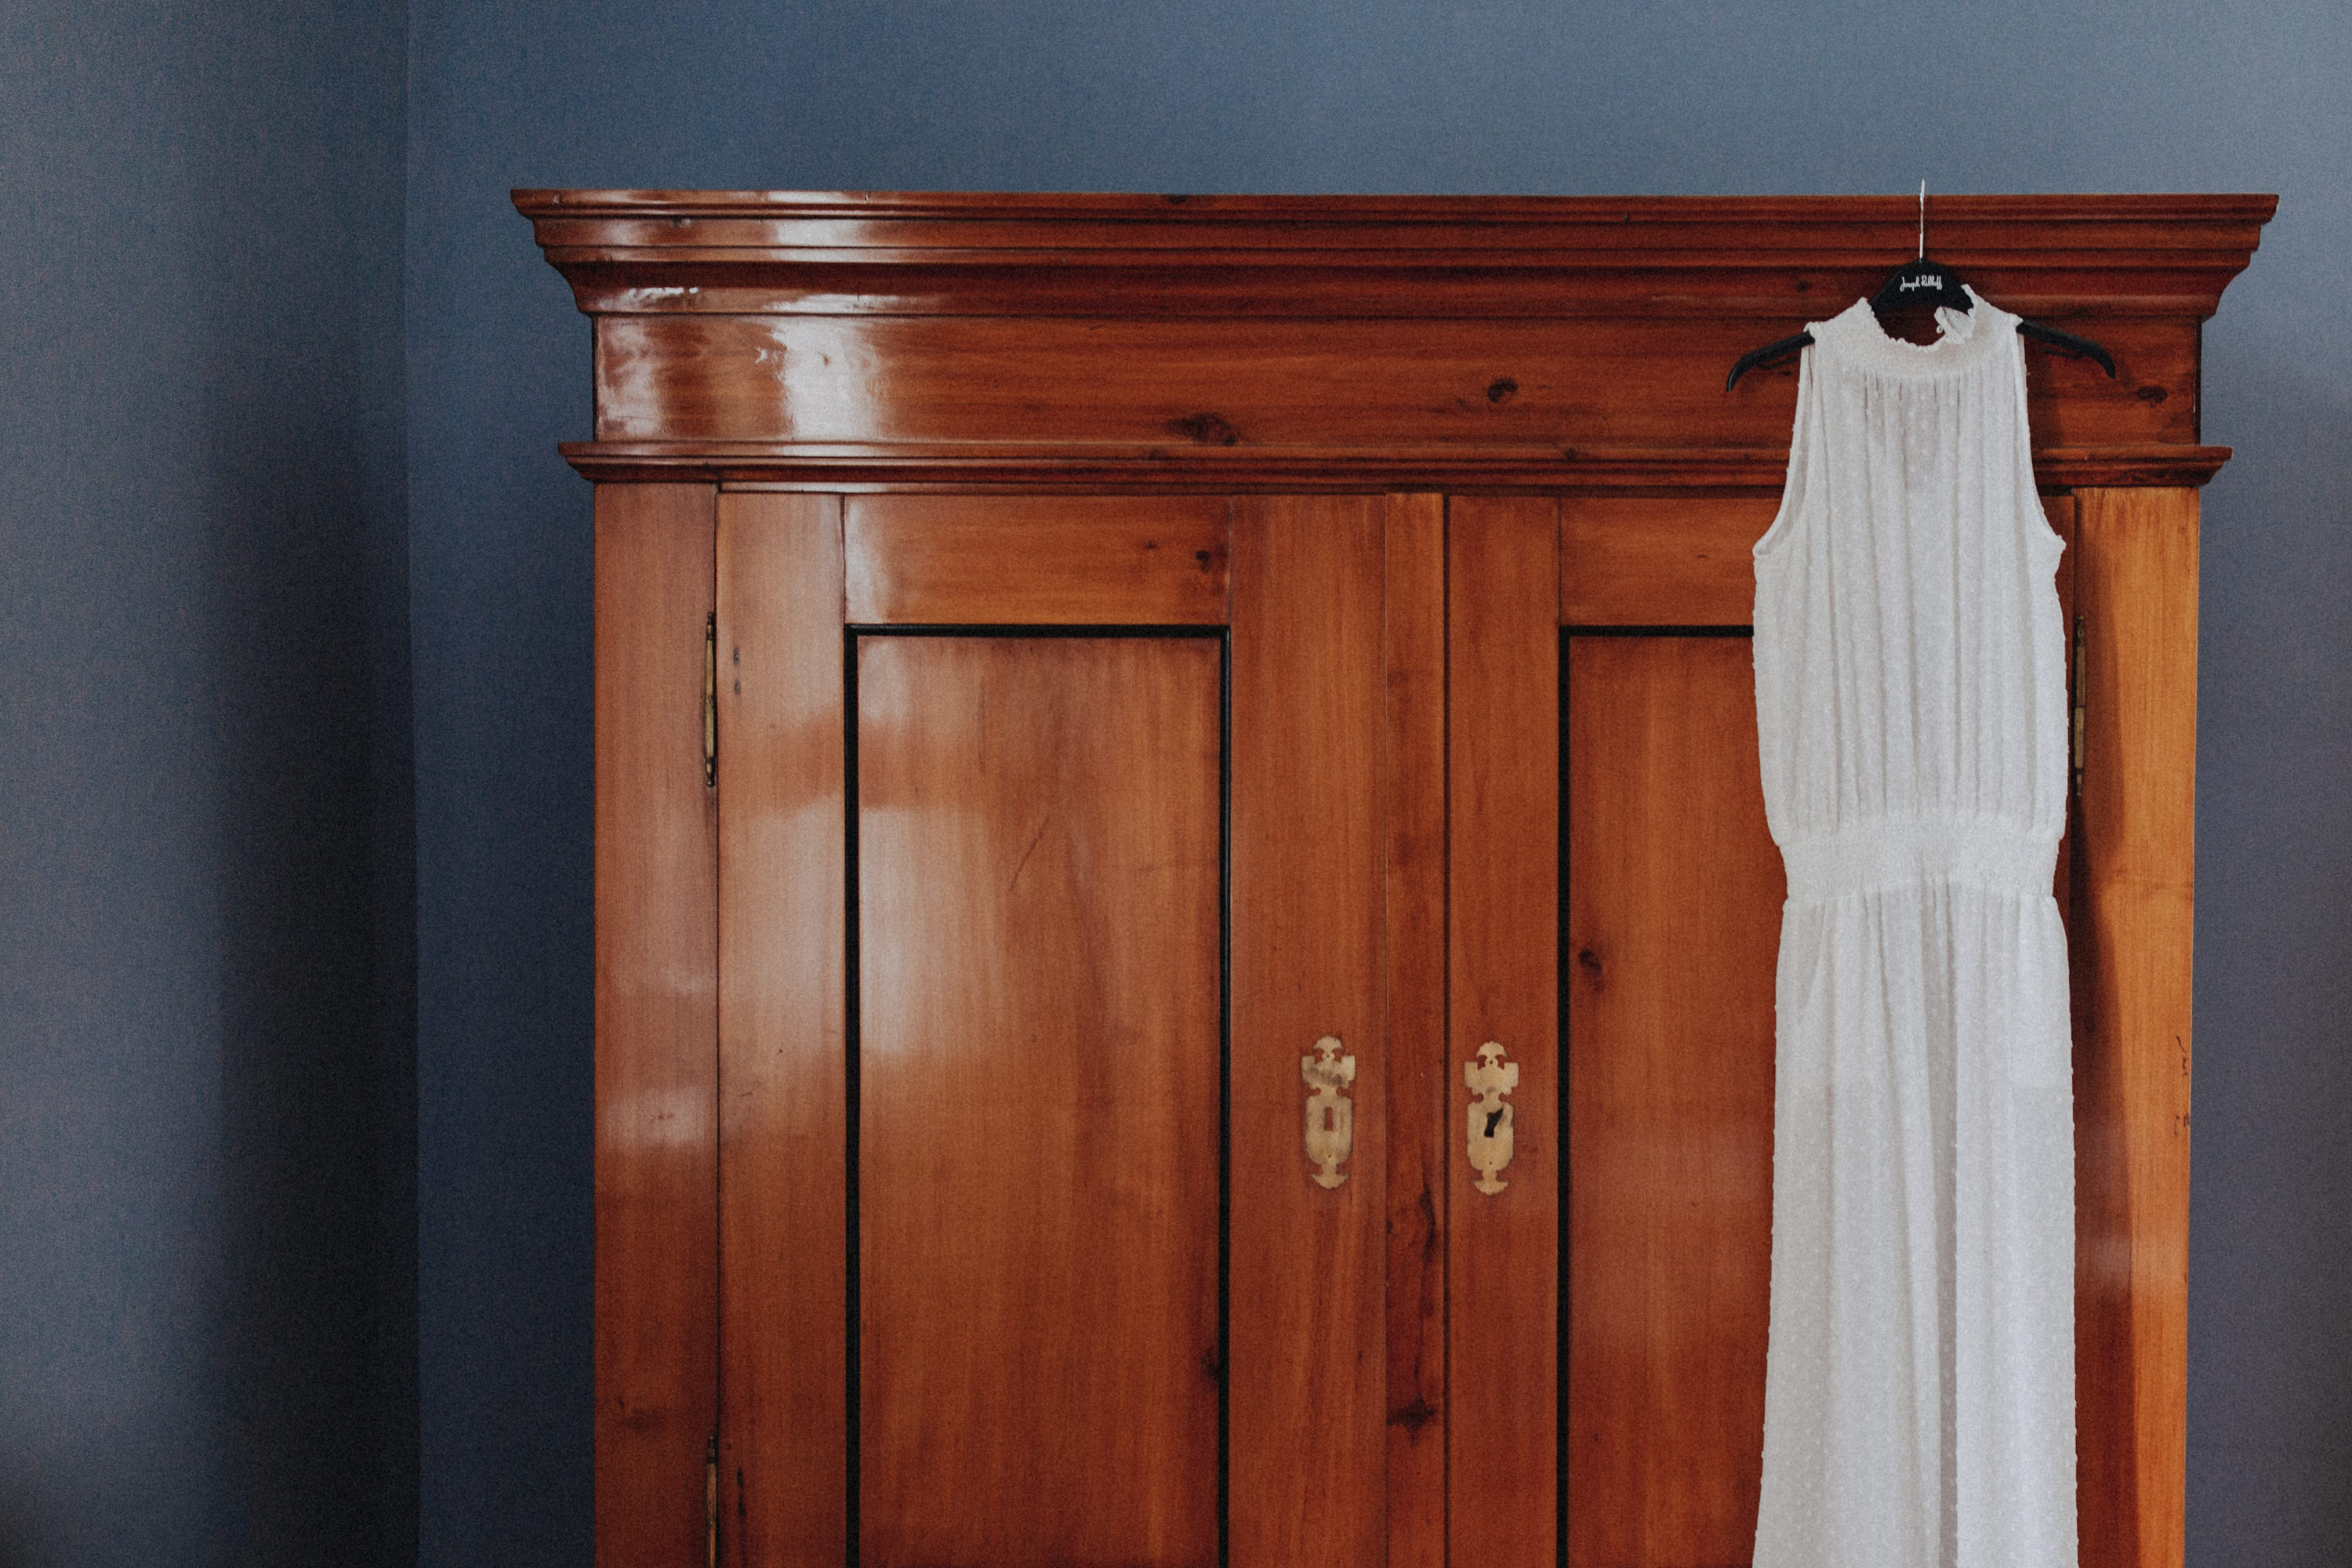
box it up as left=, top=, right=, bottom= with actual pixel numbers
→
left=1301, top=1036, right=1357, bottom=1189
left=1465, top=1041, right=1518, bottom=1195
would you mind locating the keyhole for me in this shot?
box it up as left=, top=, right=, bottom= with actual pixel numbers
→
left=1484, top=1108, right=1504, bottom=1138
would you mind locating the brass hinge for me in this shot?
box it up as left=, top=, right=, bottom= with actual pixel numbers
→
left=706, top=1431, right=720, bottom=1568
left=2071, top=612, right=2086, bottom=797
left=703, top=613, right=718, bottom=789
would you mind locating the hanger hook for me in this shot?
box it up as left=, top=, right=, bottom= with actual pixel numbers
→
left=1918, top=180, right=1927, bottom=260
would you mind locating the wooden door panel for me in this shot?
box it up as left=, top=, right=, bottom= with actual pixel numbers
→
left=845, top=495, right=1231, bottom=625
left=1446, top=496, right=1561, bottom=1568
left=1229, top=495, right=1388, bottom=1568
left=855, top=634, right=1224, bottom=1568
left=1565, top=634, right=1781, bottom=1566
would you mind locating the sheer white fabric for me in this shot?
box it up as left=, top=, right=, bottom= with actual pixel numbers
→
left=1750, top=289, right=2078, bottom=1568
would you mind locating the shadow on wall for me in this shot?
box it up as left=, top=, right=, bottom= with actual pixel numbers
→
left=0, top=1465, right=51, bottom=1568
left=0, top=0, right=412, bottom=1552
left=207, top=379, right=416, bottom=1565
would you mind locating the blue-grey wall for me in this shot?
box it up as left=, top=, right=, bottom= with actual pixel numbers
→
left=3, top=0, right=2343, bottom=1563
left=0, top=0, right=413, bottom=1563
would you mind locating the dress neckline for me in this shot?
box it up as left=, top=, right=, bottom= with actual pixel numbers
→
left=1817, top=285, right=2012, bottom=377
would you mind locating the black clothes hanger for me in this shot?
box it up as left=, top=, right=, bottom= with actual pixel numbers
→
left=1726, top=185, right=2118, bottom=390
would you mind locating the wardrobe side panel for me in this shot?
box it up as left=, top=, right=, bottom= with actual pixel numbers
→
left=716, top=493, right=848, bottom=1565
left=593, top=482, right=720, bottom=1566
left=2072, top=487, right=2198, bottom=1568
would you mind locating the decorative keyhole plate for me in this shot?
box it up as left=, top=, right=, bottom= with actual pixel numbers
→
left=1301, top=1036, right=1357, bottom=1189
left=1465, top=1041, right=1519, bottom=1195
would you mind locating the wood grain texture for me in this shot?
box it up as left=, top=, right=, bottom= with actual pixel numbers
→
left=519, top=191, right=2273, bottom=321
left=576, top=443, right=2234, bottom=493
left=1563, top=636, right=1782, bottom=1566
left=844, top=495, right=1229, bottom=624
left=856, top=636, right=1223, bottom=1568
left=1562, top=495, right=1780, bottom=626
left=1229, top=495, right=1388, bottom=1568
left=593, top=483, right=720, bottom=1568
left=1381, top=495, right=1448, bottom=1568
left=2071, top=488, right=2198, bottom=1568
left=1446, top=496, right=1560, bottom=1567
left=715, top=492, right=847, bottom=1565
left=592, top=313, right=2204, bottom=456
left=532, top=194, right=2267, bottom=494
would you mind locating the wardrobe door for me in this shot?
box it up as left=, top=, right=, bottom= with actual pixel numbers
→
left=1555, top=497, right=1784, bottom=1566
left=713, top=492, right=1396, bottom=1568
left=1563, top=633, right=1780, bottom=1565
left=1548, top=495, right=2081, bottom=1566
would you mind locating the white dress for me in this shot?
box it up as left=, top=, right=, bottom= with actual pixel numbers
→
left=1750, top=287, right=2078, bottom=1568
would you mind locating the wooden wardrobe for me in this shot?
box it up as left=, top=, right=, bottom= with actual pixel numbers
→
left=519, top=191, right=2271, bottom=1568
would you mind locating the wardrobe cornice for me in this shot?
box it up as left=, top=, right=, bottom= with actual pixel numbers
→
left=517, top=191, right=2272, bottom=493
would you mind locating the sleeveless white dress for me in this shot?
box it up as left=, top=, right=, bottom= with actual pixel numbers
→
left=1750, top=288, right=2078, bottom=1568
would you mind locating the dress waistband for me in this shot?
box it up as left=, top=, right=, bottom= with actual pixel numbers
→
left=1777, top=818, right=2059, bottom=904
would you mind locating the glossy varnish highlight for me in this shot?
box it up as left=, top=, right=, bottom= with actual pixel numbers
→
left=592, top=483, right=719, bottom=1566
left=715, top=493, right=848, bottom=1563
left=855, top=635, right=1224, bottom=1568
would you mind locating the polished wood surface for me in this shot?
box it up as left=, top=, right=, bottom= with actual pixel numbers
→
left=521, top=190, right=2270, bottom=320
left=1564, top=635, right=1782, bottom=1566
left=2072, top=488, right=2198, bottom=1568
left=592, top=483, right=719, bottom=1567
left=524, top=193, right=2270, bottom=492
left=845, top=495, right=1229, bottom=624
left=1446, top=497, right=1560, bottom=1566
left=855, top=635, right=1223, bottom=1568
left=1229, top=496, right=1388, bottom=1568
left=579, top=441, right=2234, bottom=492
left=1563, top=495, right=1779, bottom=626
left=1380, top=495, right=1449, bottom=1568
left=715, top=493, right=847, bottom=1563
left=591, top=313, right=2200, bottom=456
left=543, top=194, right=2258, bottom=1568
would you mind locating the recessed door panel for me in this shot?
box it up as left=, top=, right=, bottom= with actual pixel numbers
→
left=1565, top=633, right=1781, bottom=1566
left=855, top=635, right=1224, bottom=1568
